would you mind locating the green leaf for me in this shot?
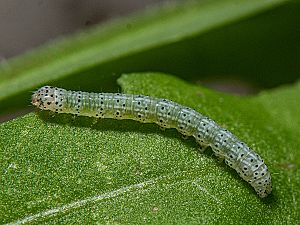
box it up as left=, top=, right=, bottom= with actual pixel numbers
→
left=1, top=0, right=299, bottom=223
left=1, top=73, right=299, bottom=224
left=1, top=0, right=299, bottom=116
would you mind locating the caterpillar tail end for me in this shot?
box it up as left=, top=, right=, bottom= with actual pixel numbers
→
left=252, top=172, right=272, bottom=198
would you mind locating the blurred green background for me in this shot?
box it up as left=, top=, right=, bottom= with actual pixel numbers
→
left=0, top=0, right=299, bottom=121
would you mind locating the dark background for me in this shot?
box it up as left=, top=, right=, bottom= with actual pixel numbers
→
left=0, top=0, right=171, bottom=59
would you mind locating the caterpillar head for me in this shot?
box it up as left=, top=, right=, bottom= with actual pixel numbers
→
left=32, top=86, right=64, bottom=112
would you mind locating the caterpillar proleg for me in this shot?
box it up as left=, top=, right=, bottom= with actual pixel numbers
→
left=32, top=86, right=272, bottom=198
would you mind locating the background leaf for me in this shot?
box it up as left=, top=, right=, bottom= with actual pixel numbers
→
left=1, top=73, right=299, bottom=224
left=1, top=0, right=299, bottom=117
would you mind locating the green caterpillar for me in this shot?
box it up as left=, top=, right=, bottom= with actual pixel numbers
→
left=32, top=86, right=272, bottom=198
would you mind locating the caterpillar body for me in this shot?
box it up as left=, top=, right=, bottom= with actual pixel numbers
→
left=32, top=86, right=272, bottom=198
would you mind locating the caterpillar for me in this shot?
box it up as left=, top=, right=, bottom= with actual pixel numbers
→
left=32, top=86, right=272, bottom=198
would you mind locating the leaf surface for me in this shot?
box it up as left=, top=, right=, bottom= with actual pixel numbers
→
left=1, top=73, right=299, bottom=224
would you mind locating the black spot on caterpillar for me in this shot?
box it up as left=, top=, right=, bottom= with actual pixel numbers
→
left=32, top=86, right=272, bottom=198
